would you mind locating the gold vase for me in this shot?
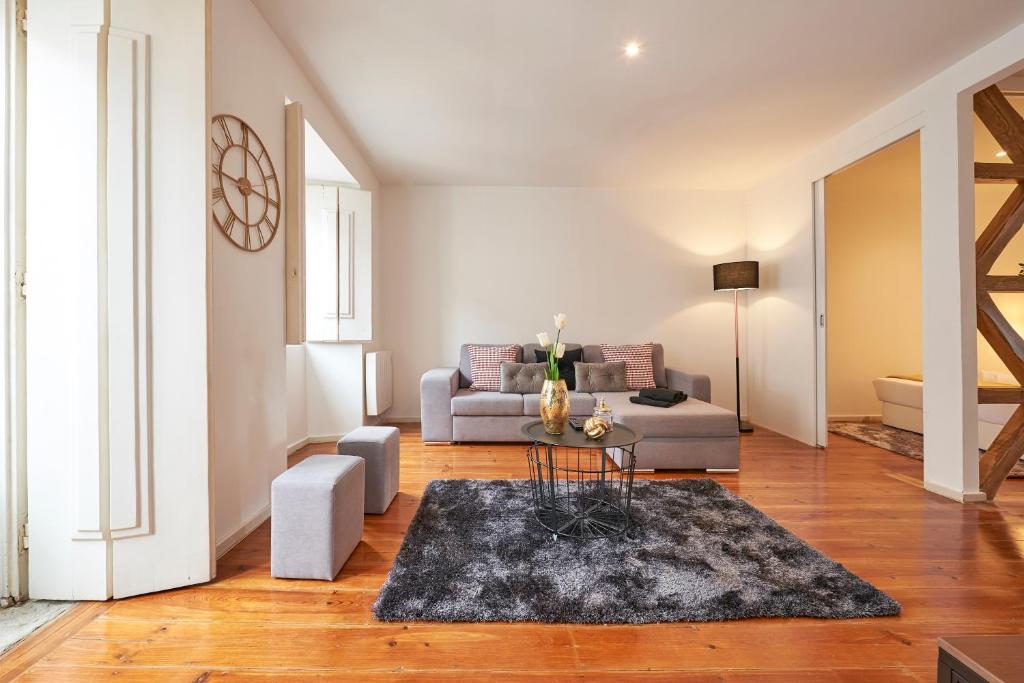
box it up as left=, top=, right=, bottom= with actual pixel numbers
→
left=540, top=378, right=569, bottom=435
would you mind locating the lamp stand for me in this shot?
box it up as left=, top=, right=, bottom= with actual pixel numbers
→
left=733, top=290, right=753, bottom=433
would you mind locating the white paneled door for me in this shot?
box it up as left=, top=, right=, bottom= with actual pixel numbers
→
left=25, top=0, right=212, bottom=599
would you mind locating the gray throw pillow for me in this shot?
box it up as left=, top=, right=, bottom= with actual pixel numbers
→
left=499, top=362, right=548, bottom=394
left=575, top=361, right=628, bottom=392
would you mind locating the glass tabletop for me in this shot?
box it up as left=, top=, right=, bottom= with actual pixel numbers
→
left=522, top=420, right=642, bottom=449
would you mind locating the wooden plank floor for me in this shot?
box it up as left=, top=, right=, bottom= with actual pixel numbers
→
left=4, top=424, right=1024, bottom=681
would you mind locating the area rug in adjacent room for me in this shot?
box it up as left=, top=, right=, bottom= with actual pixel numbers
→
left=373, top=478, right=900, bottom=624
left=828, top=421, right=1024, bottom=478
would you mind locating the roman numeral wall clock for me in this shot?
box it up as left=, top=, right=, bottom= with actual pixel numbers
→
left=211, top=114, right=281, bottom=252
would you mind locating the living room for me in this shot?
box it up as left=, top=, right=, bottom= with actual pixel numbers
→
left=3, top=0, right=1024, bottom=680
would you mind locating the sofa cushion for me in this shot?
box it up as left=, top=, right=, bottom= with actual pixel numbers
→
left=575, top=361, right=627, bottom=392
left=534, top=347, right=583, bottom=390
left=583, top=343, right=667, bottom=387
left=523, top=343, right=583, bottom=390
left=499, top=362, right=547, bottom=394
left=459, top=344, right=522, bottom=389
left=979, top=402, right=1016, bottom=426
left=523, top=392, right=596, bottom=417
left=593, top=392, right=737, bottom=438
left=600, top=343, right=656, bottom=390
left=451, top=389, right=524, bottom=416
left=467, top=344, right=520, bottom=391
left=872, top=377, right=921, bottom=409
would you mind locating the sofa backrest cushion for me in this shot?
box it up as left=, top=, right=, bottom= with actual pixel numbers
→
left=575, top=361, right=628, bottom=393
left=582, top=343, right=666, bottom=387
left=499, top=362, right=547, bottom=393
left=522, top=342, right=583, bottom=361
left=458, top=343, right=665, bottom=389
left=459, top=344, right=523, bottom=388
left=522, top=342, right=583, bottom=389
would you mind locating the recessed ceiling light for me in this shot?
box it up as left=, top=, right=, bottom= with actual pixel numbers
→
left=996, top=150, right=1008, bottom=158
left=624, top=41, right=641, bottom=58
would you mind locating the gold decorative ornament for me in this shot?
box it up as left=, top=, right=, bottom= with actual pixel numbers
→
left=211, top=114, right=281, bottom=252
left=584, top=416, right=609, bottom=440
left=539, top=378, right=569, bottom=435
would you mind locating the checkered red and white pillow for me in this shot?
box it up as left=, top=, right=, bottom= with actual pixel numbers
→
left=600, top=343, right=656, bottom=390
left=468, top=344, right=521, bottom=391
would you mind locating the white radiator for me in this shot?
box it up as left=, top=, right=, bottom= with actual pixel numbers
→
left=365, top=351, right=393, bottom=416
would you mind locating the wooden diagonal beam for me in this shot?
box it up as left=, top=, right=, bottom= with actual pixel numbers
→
left=976, top=183, right=1024, bottom=275
left=977, top=292, right=1024, bottom=384
left=975, top=162, right=1024, bottom=183
left=974, top=86, right=1024, bottom=500
left=979, top=275, right=1024, bottom=292
left=980, top=404, right=1024, bottom=499
left=975, top=85, right=1024, bottom=164
left=979, top=386, right=1024, bottom=404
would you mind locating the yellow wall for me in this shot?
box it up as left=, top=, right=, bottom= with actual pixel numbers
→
left=825, top=134, right=922, bottom=418
left=974, top=96, right=1024, bottom=381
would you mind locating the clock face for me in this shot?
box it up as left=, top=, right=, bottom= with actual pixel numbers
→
left=211, top=114, right=281, bottom=252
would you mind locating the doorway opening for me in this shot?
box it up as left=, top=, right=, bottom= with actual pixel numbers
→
left=817, top=132, right=923, bottom=460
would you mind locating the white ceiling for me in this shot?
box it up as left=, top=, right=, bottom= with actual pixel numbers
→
left=305, top=120, right=358, bottom=185
left=252, top=0, right=1024, bottom=189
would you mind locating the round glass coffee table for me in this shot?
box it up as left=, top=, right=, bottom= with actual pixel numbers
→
left=522, top=420, right=642, bottom=539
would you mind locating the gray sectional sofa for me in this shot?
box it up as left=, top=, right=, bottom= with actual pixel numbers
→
left=420, top=343, right=739, bottom=471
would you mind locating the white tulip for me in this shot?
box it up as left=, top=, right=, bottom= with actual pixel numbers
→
left=537, top=332, right=551, bottom=347
left=554, top=313, right=567, bottom=330
left=555, top=343, right=566, bottom=359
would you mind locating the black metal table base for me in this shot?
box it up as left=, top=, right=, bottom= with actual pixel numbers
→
left=525, top=439, right=638, bottom=539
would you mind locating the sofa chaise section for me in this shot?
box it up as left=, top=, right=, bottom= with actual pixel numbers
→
left=594, top=391, right=738, bottom=470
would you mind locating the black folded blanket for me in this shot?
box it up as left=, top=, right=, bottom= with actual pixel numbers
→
left=629, top=388, right=687, bottom=408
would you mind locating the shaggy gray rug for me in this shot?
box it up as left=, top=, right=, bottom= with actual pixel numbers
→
left=373, top=479, right=900, bottom=624
left=828, top=421, right=1024, bottom=478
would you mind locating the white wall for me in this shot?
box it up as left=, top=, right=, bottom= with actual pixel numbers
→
left=284, top=343, right=366, bottom=450
left=379, top=186, right=747, bottom=420
left=746, top=21, right=1024, bottom=501
left=305, top=344, right=366, bottom=439
left=285, top=345, right=307, bottom=450
left=211, top=0, right=378, bottom=554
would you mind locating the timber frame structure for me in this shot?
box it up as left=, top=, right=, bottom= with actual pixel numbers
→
left=974, top=85, right=1024, bottom=499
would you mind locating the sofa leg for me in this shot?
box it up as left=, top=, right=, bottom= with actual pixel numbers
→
left=423, top=441, right=453, bottom=446
left=707, top=468, right=739, bottom=473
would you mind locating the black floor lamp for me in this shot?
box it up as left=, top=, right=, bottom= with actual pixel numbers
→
left=713, top=261, right=759, bottom=433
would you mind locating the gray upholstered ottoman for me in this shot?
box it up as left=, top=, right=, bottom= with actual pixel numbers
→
left=337, top=426, right=400, bottom=514
left=271, top=454, right=364, bottom=581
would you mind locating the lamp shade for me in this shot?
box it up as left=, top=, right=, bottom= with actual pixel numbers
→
left=713, top=261, right=759, bottom=291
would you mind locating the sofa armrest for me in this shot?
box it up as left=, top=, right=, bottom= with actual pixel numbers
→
left=665, top=367, right=711, bottom=403
left=420, top=368, right=459, bottom=442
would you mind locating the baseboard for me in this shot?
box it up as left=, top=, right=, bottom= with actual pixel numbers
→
left=923, top=480, right=988, bottom=503
left=286, top=437, right=310, bottom=454
left=385, top=416, right=420, bottom=424
left=288, top=433, right=344, bottom=454
left=308, top=433, right=342, bottom=444
left=216, top=503, right=270, bottom=559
